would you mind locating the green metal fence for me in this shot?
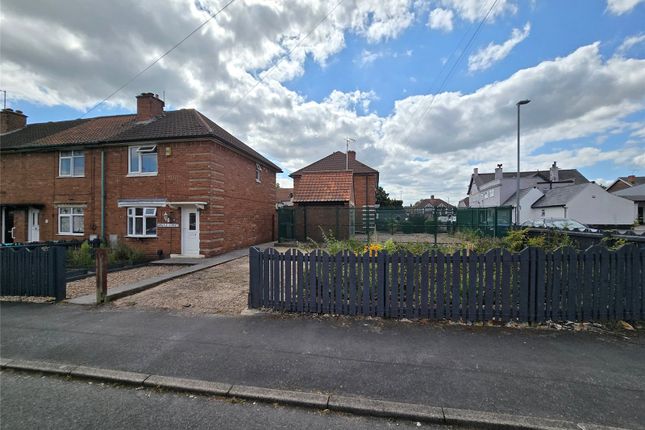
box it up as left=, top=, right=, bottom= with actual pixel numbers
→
left=455, top=206, right=512, bottom=237
left=278, top=206, right=458, bottom=244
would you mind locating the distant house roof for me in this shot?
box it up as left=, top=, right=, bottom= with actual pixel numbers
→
left=502, top=188, right=539, bottom=206
left=607, top=176, right=645, bottom=191
left=613, top=183, right=645, bottom=201
left=467, top=168, right=588, bottom=195
left=290, top=151, right=378, bottom=177
left=292, top=171, right=353, bottom=203
left=458, top=197, right=469, bottom=207
left=412, top=197, right=455, bottom=209
left=531, top=183, right=590, bottom=208
left=276, top=187, right=294, bottom=203
left=0, top=109, right=281, bottom=171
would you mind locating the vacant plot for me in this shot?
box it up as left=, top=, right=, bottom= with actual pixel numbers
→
left=111, top=257, right=249, bottom=315
left=66, top=265, right=183, bottom=299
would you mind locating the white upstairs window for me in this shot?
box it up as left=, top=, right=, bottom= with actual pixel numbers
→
left=59, top=151, right=85, bottom=177
left=128, top=145, right=158, bottom=175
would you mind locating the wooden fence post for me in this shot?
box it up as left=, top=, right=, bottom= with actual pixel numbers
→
left=96, top=248, right=108, bottom=304
left=53, top=246, right=67, bottom=302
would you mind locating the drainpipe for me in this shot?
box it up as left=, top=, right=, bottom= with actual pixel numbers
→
left=101, top=150, right=106, bottom=242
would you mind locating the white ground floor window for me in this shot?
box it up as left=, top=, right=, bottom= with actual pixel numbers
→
left=127, top=207, right=157, bottom=237
left=58, top=207, right=84, bottom=235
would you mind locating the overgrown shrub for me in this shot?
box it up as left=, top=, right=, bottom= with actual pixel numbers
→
left=67, top=241, right=94, bottom=268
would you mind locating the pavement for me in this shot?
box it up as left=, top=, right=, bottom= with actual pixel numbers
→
left=1, top=303, right=644, bottom=429
left=67, top=243, right=273, bottom=305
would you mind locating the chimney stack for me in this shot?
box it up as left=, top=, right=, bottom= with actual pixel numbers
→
left=0, top=108, right=27, bottom=134
left=136, top=92, right=164, bottom=122
left=347, top=150, right=356, bottom=164
left=627, top=175, right=636, bottom=184
left=549, top=161, right=559, bottom=182
left=431, top=195, right=435, bottom=199
left=473, top=167, right=479, bottom=176
left=495, top=164, right=503, bottom=180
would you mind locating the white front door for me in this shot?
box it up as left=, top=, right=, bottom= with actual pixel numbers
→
left=28, top=208, right=40, bottom=242
left=181, top=207, right=200, bottom=256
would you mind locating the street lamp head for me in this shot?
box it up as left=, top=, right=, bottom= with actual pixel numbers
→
left=516, top=99, right=531, bottom=106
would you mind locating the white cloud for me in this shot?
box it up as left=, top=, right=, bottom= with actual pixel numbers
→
left=606, top=0, right=645, bottom=15
left=617, top=33, right=645, bottom=56
left=428, top=8, right=454, bottom=32
left=468, top=22, right=531, bottom=72
left=355, top=49, right=385, bottom=67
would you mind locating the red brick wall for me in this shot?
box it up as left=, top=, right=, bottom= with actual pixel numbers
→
left=353, top=173, right=378, bottom=207
left=0, top=139, right=277, bottom=256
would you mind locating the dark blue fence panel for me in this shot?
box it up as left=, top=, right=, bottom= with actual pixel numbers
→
left=1, top=245, right=67, bottom=301
left=248, top=246, right=645, bottom=323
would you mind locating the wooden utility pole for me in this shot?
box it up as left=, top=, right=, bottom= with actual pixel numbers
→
left=96, top=248, right=108, bottom=304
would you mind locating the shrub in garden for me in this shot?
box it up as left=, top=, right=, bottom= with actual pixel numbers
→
left=67, top=241, right=94, bottom=268
left=400, top=220, right=413, bottom=234
left=408, top=214, right=426, bottom=233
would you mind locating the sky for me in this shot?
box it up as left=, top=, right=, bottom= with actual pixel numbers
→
left=1, top=0, right=644, bottom=205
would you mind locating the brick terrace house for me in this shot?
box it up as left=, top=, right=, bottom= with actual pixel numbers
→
left=0, top=93, right=281, bottom=257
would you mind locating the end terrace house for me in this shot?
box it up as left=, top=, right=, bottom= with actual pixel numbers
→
left=0, top=93, right=281, bottom=257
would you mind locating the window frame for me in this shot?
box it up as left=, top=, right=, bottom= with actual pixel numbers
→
left=127, top=207, right=158, bottom=238
left=58, top=206, right=85, bottom=236
left=58, top=150, right=85, bottom=177
left=128, top=145, right=158, bottom=176
left=256, top=163, right=262, bottom=183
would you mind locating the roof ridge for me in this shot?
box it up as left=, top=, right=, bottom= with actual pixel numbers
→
left=192, top=110, right=214, bottom=134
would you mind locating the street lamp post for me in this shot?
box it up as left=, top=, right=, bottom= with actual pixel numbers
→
left=515, top=99, right=530, bottom=226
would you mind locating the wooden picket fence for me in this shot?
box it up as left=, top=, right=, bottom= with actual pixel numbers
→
left=248, top=245, right=645, bottom=322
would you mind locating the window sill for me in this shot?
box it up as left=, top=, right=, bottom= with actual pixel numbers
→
left=57, top=233, right=85, bottom=236
left=126, top=235, right=158, bottom=239
left=127, top=173, right=158, bottom=177
left=256, top=179, right=261, bottom=183
left=57, top=175, right=85, bottom=179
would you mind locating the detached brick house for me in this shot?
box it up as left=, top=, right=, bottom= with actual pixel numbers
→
left=0, top=93, right=281, bottom=257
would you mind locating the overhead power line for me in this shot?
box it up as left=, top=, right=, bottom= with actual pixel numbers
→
left=81, top=0, right=237, bottom=118
left=414, top=0, right=500, bottom=124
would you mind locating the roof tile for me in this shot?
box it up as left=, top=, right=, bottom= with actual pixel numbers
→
left=293, top=171, right=353, bottom=203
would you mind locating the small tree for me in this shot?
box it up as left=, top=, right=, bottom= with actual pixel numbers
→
left=376, top=186, right=403, bottom=207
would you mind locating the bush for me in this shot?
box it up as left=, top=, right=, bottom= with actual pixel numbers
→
left=67, top=241, right=94, bottom=268
left=400, top=220, right=413, bottom=234
left=408, top=214, right=426, bottom=233
left=425, top=218, right=438, bottom=234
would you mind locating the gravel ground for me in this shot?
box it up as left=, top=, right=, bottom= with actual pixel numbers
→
left=111, top=257, right=249, bottom=315
left=66, top=265, right=183, bottom=299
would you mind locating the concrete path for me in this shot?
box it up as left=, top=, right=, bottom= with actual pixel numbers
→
left=1, top=303, right=643, bottom=429
left=67, top=243, right=272, bottom=305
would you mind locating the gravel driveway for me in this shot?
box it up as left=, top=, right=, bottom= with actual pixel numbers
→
left=111, top=257, right=249, bottom=315
left=66, top=265, right=184, bottom=299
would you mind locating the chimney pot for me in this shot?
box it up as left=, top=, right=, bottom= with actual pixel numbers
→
left=549, top=161, right=560, bottom=182
left=473, top=167, right=479, bottom=175
left=494, top=164, right=503, bottom=180
left=431, top=195, right=435, bottom=199
left=347, top=150, right=356, bottom=163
